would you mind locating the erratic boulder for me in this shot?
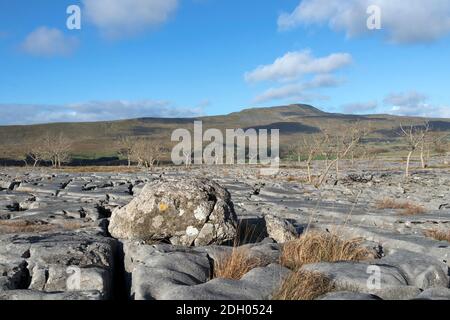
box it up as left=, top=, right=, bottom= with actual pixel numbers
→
left=109, top=178, right=238, bottom=246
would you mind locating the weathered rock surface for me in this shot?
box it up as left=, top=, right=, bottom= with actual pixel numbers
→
left=264, top=215, right=298, bottom=243
left=318, top=291, right=382, bottom=300
left=1, top=165, right=450, bottom=300
left=376, top=249, right=449, bottom=289
left=0, top=230, right=116, bottom=299
left=123, top=241, right=287, bottom=300
left=160, top=264, right=290, bottom=300
left=415, top=288, right=450, bottom=300
left=0, top=290, right=103, bottom=300
left=301, top=261, right=423, bottom=300
left=109, top=178, right=238, bottom=246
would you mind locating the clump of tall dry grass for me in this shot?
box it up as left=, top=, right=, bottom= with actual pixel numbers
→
left=0, top=219, right=88, bottom=235
left=273, top=231, right=371, bottom=300
left=376, top=198, right=426, bottom=216
left=213, top=248, right=267, bottom=280
left=212, top=219, right=270, bottom=280
left=0, top=220, right=55, bottom=234
left=58, top=220, right=88, bottom=230
left=273, top=270, right=334, bottom=300
left=401, top=205, right=426, bottom=216
left=424, top=229, right=450, bottom=242
left=280, top=231, right=372, bottom=270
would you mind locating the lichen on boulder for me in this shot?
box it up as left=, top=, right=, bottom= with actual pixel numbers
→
left=108, top=178, right=238, bottom=246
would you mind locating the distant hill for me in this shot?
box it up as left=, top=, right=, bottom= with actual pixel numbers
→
left=0, top=104, right=449, bottom=163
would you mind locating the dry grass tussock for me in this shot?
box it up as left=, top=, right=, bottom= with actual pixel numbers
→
left=273, top=231, right=372, bottom=300
left=272, top=270, right=334, bottom=300
left=376, top=198, right=426, bottom=215
left=285, top=175, right=321, bottom=183
left=280, top=231, right=372, bottom=270
left=0, top=219, right=88, bottom=235
left=211, top=219, right=270, bottom=280
left=213, top=248, right=268, bottom=280
left=424, top=229, right=450, bottom=242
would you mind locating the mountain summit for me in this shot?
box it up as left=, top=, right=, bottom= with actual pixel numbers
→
left=0, top=104, right=448, bottom=161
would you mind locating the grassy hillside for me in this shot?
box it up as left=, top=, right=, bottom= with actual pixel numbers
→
left=0, top=104, right=449, bottom=163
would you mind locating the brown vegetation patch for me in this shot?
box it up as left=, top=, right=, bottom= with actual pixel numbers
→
left=213, top=248, right=268, bottom=280
left=273, top=270, right=334, bottom=300
left=0, top=219, right=56, bottom=234
left=285, top=175, right=319, bottom=183
left=424, top=229, right=450, bottom=242
left=376, top=198, right=426, bottom=215
left=280, top=231, right=372, bottom=270
left=0, top=219, right=88, bottom=235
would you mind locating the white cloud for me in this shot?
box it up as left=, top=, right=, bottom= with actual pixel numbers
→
left=278, top=0, right=450, bottom=44
left=197, top=99, right=212, bottom=109
left=0, top=100, right=204, bottom=125
left=21, top=27, right=78, bottom=57
left=245, top=50, right=349, bottom=104
left=83, top=0, right=178, bottom=38
left=245, top=50, right=352, bottom=83
left=342, top=101, right=378, bottom=114
left=383, top=91, right=450, bottom=118
left=253, top=84, right=305, bottom=104
left=390, top=105, right=450, bottom=118
left=383, top=91, right=428, bottom=108
left=253, top=85, right=327, bottom=104
left=303, top=74, right=344, bottom=89
left=253, top=74, right=340, bottom=103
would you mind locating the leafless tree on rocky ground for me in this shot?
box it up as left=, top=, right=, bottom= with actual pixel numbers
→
left=26, top=145, right=46, bottom=167
left=426, top=131, right=450, bottom=164
left=315, top=124, right=368, bottom=187
left=116, top=136, right=136, bottom=167
left=183, top=150, right=192, bottom=168
left=399, top=122, right=429, bottom=176
left=51, top=132, right=72, bottom=167
left=27, top=132, right=72, bottom=168
left=290, top=134, right=329, bottom=183
left=130, top=139, right=165, bottom=170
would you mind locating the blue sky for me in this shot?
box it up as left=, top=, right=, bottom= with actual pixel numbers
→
left=1, top=0, right=450, bottom=124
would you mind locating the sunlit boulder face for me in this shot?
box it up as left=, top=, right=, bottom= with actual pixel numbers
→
left=109, top=178, right=238, bottom=246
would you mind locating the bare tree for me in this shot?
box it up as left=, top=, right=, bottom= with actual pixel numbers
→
left=419, top=134, right=428, bottom=169
left=53, top=133, right=72, bottom=167
left=183, top=150, right=192, bottom=168
left=429, top=131, right=449, bottom=156
left=130, top=139, right=165, bottom=170
left=399, top=122, right=429, bottom=176
left=116, top=136, right=136, bottom=167
left=290, top=134, right=329, bottom=183
left=145, top=143, right=165, bottom=169
left=288, top=143, right=304, bottom=165
left=41, top=134, right=55, bottom=167
left=26, top=145, right=46, bottom=167
left=315, top=124, right=366, bottom=187
left=27, top=132, right=72, bottom=168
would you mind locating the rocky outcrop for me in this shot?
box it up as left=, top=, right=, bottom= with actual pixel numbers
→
left=0, top=230, right=116, bottom=299
left=301, top=260, right=429, bottom=300
left=109, top=178, right=238, bottom=246
left=264, top=215, right=298, bottom=243
left=123, top=241, right=289, bottom=300
left=1, top=167, right=450, bottom=301
left=415, top=288, right=450, bottom=300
